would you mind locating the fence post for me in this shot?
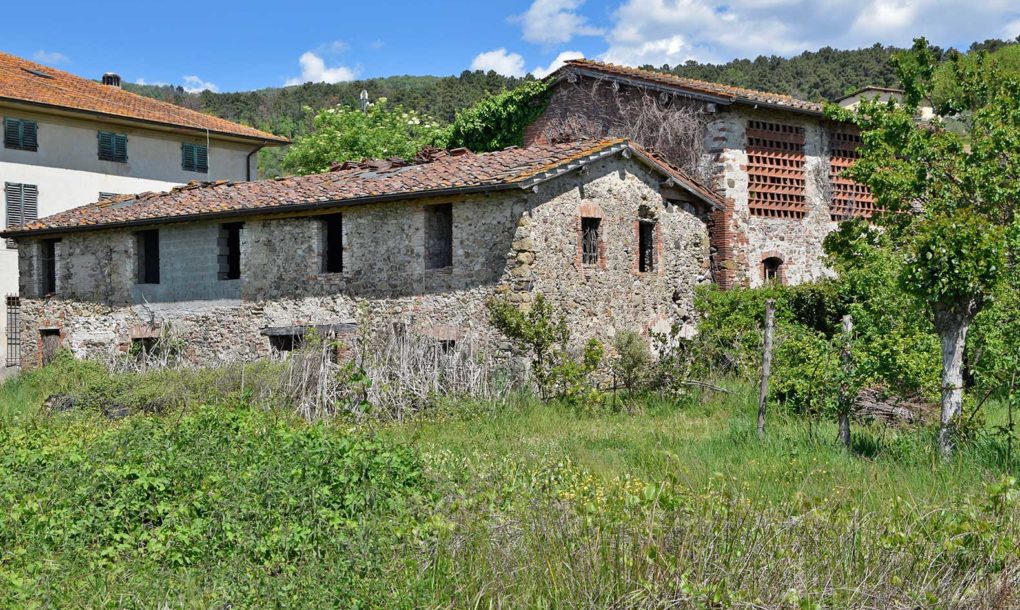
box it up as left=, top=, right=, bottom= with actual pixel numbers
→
left=838, top=314, right=854, bottom=449
left=757, top=299, right=775, bottom=440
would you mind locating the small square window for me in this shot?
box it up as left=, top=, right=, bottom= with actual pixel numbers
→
left=4, top=118, right=38, bottom=151
left=98, top=131, right=127, bottom=162
left=182, top=143, right=209, bottom=173
left=581, top=217, right=601, bottom=266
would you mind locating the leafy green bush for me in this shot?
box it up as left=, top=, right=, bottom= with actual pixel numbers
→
left=611, top=330, right=652, bottom=392
left=488, top=294, right=603, bottom=408
left=0, top=405, right=433, bottom=606
left=446, top=80, right=551, bottom=152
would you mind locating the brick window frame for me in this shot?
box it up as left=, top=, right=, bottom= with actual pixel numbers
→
left=576, top=202, right=607, bottom=271
left=760, top=251, right=787, bottom=285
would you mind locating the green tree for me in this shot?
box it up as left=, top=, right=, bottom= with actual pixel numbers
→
left=446, top=80, right=551, bottom=152
left=827, top=38, right=1020, bottom=457
left=282, top=99, right=449, bottom=175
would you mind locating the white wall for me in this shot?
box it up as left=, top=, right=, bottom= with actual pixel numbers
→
left=0, top=105, right=266, bottom=361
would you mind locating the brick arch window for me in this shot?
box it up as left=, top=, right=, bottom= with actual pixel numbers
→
left=762, top=255, right=785, bottom=285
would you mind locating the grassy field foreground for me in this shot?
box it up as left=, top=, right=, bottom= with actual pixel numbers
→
left=0, top=357, right=1018, bottom=608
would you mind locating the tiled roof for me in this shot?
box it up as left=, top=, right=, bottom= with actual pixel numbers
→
left=0, top=51, right=288, bottom=143
left=559, top=59, right=824, bottom=115
left=3, top=139, right=724, bottom=236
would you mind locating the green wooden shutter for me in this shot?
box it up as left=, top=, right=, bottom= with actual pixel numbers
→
left=21, top=121, right=38, bottom=150
left=98, top=131, right=127, bottom=161
left=5, top=183, right=24, bottom=229
left=4, top=119, right=19, bottom=148
left=196, top=144, right=208, bottom=172
left=21, top=185, right=38, bottom=223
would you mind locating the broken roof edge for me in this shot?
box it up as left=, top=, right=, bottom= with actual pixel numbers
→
left=1, top=139, right=723, bottom=239
left=550, top=60, right=826, bottom=117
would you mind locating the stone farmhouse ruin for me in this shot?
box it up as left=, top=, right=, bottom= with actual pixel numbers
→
left=529, top=60, right=874, bottom=288
left=2, top=140, right=724, bottom=367
left=2, top=61, right=878, bottom=369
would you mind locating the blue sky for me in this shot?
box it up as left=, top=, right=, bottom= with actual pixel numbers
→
left=5, top=0, right=1020, bottom=92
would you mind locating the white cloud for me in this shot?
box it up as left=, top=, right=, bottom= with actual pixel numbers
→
left=532, top=51, right=585, bottom=78
left=182, top=75, right=219, bottom=93
left=33, top=50, right=69, bottom=65
left=318, top=39, right=349, bottom=54
left=286, top=51, right=357, bottom=86
left=1004, top=18, right=1020, bottom=40
left=516, top=0, right=604, bottom=45
left=471, top=48, right=527, bottom=77
left=599, top=0, right=1020, bottom=68
left=134, top=77, right=168, bottom=87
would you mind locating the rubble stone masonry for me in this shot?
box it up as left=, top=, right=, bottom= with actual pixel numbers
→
left=15, top=155, right=711, bottom=368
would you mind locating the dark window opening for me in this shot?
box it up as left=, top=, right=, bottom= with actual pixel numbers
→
left=39, top=328, right=60, bottom=366
left=41, top=238, right=59, bottom=295
left=181, top=143, right=209, bottom=173
left=136, top=230, right=160, bottom=284
left=581, top=217, right=601, bottom=266
left=218, top=222, right=243, bottom=280
left=98, top=131, right=127, bottom=162
left=639, top=221, right=655, bottom=273
left=438, top=339, right=456, bottom=354
left=131, top=337, right=157, bottom=358
left=425, top=203, right=453, bottom=270
left=270, top=334, right=301, bottom=353
left=763, top=257, right=784, bottom=284
left=322, top=214, right=343, bottom=273
left=4, top=118, right=38, bottom=151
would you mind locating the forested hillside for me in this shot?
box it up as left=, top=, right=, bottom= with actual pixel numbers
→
left=125, top=38, right=1017, bottom=176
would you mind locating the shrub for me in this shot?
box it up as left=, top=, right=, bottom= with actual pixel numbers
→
left=612, top=331, right=652, bottom=392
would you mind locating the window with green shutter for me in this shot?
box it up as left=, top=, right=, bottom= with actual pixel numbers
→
left=4, top=182, right=39, bottom=248
left=4, top=118, right=38, bottom=151
left=97, top=131, right=128, bottom=162
left=181, top=143, right=209, bottom=173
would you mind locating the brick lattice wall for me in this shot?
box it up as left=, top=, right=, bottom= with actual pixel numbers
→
left=745, top=120, right=807, bottom=219
left=828, top=129, right=875, bottom=220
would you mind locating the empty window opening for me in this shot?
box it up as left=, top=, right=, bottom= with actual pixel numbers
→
left=269, top=334, right=302, bottom=353
left=321, top=214, right=343, bottom=273
left=425, top=203, right=453, bottom=270
left=581, top=217, right=601, bottom=266
left=639, top=221, right=656, bottom=273
left=218, top=222, right=243, bottom=280
left=40, top=238, right=59, bottom=295
left=131, top=337, right=157, bottom=358
left=39, top=328, right=60, bottom=366
left=763, top=257, right=784, bottom=284
left=135, top=230, right=160, bottom=284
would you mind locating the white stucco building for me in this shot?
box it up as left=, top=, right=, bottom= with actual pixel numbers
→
left=1, top=51, right=288, bottom=365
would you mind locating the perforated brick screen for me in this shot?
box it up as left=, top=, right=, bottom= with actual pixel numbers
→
left=828, top=130, right=875, bottom=221
left=746, top=120, right=807, bottom=219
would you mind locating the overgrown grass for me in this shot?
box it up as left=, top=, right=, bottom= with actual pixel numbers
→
left=1, top=359, right=1018, bottom=608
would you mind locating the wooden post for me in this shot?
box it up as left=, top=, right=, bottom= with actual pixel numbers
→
left=757, top=299, right=775, bottom=440
left=838, top=314, right=854, bottom=449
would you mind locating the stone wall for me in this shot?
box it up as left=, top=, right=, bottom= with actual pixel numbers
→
left=14, top=155, right=711, bottom=368
left=527, top=78, right=845, bottom=288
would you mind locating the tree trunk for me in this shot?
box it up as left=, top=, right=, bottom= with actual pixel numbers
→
left=758, top=299, right=775, bottom=440
left=934, top=308, right=971, bottom=459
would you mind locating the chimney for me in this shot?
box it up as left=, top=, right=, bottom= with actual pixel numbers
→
left=101, top=73, right=122, bottom=88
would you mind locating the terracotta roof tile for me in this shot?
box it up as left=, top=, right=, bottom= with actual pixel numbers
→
left=4, top=139, right=723, bottom=235
left=0, top=51, right=288, bottom=143
left=560, top=59, right=823, bottom=115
